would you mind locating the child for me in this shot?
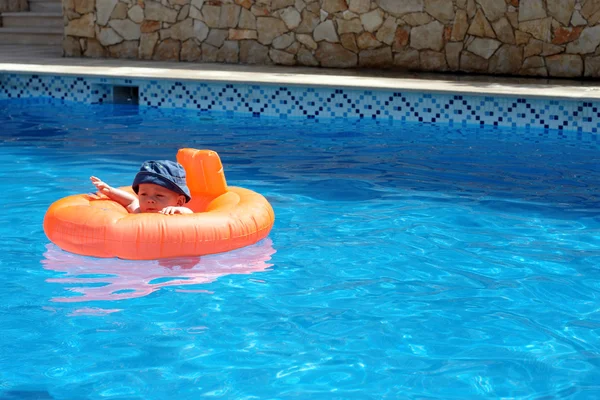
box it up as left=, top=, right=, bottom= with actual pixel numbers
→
left=91, top=160, right=193, bottom=214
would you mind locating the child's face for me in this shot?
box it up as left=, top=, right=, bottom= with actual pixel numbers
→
left=137, top=183, right=186, bottom=213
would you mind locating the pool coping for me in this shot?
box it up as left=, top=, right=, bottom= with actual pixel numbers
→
left=1, top=45, right=600, bottom=102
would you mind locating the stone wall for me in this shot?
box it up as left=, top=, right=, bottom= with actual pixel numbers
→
left=0, top=0, right=28, bottom=12
left=63, top=0, right=600, bottom=78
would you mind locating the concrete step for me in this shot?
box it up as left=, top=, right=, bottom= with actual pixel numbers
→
left=0, top=27, right=62, bottom=45
left=28, top=0, right=62, bottom=13
left=1, top=12, right=63, bottom=28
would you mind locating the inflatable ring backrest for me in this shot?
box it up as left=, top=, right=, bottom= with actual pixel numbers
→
left=177, top=148, right=228, bottom=212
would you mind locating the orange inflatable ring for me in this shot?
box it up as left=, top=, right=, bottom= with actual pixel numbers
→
left=43, top=149, right=275, bottom=260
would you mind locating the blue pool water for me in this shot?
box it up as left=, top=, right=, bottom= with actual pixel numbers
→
left=1, top=98, right=599, bottom=399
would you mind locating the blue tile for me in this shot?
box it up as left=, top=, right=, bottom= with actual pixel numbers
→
left=1, top=72, right=599, bottom=133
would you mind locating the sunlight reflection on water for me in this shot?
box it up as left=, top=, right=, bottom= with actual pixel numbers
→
left=42, top=239, right=275, bottom=305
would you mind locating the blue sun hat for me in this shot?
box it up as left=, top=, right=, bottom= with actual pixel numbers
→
left=132, top=160, right=191, bottom=203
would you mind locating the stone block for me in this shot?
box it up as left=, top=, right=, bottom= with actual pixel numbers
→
left=410, top=20, right=444, bottom=51
left=524, top=38, right=542, bottom=58
left=322, top=0, right=347, bottom=14
left=460, top=51, right=489, bottom=72
left=74, top=0, right=94, bottom=14
left=376, top=16, right=397, bottom=45
left=109, top=19, right=141, bottom=40
left=316, top=42, right=358, bottom=67
left=361, top=8, right=384, bottom=32
left=181, top=39, right=202, bottom=61
left=191, top=0, right=204, bottom=10
left=584, top=56, right=600, bottom=77
left=445, top=41, right=463, bottom=70
left=63, top=36, right=82, bottom=56
left=296, top=10, right=320, bottom=33
left=515, top=30, right=531, bottom=45
left=110, top=2, right=127, bottom=19
left=337, top=18, right=363, bottom=34
left=85, top=39, right=108, bottom=57
left=251, top=5, right=270, bottom=17
left=272, top=32, right=295, bottom=49
left=401, top=12, right=431, bottom=26
left=139, top=32, right=159, bottom=59
left=570, top=10, right=587, bottom=27
left=97, top=26, right=123, bottom=45
left=271, top=0, right=295, bottom=11
left=488, top=44, right=522, bottom=74
left=566, top=25, right=600, bottom=55
left=313, top=20, right=338, bottom=42
left=520, top=66, right=548, bottom=76
left=257, top=16, right=289, bottom=44
left=96, top=0, right=118, bottom=26
left=378, top=0, right=424, bottom=16
left=128, top=5, right=144, bottom=23
left=392, top=25, right=410, bottom=50
left=541, top=42, right=564, bottom=56
left=476, top=0, right=506, bottom=22
left=519, top=0, right=546, bottom=22
left=219, top=4, right=241, bottom=28
left=217, top=41, right=239, bottom=63
left=295, top=0, right=306, bottom=11
left=194, top=20, right=210, bottom=42
left=269, top=48, right=295, bottom=64
left=240, top=40, right=270, bottom=63
left=519, top=17, right=552, bottom=42
left=141, top=21, right=161, bottom=33
left=522, top=56, right=544, bottom=69
left=66, top=14, right=96, bottom=38
left=145, top=1, right=178, bottom=23
left=547, top=0, right=576, bottom=26
left=153, top=39, right=181, bottom=60
left=280, top=6, right=302, bottom=29
left=202, top=5, right=221, bottom=27
left=177, top=5, right=190, bottom=21
left=466, top=37, right=501, bottom=59
left=297, top=47, right=319, bottom=65
left=357, top=32, right=381, bottom=49
left=229, top=29, right=258, bottom=40
left=348, top=0, right=370, bottom=14
left=235, top=0, right=252, bottom=9
left=581, top=0, right=600, bottom=21
left=546, top=54, right=583, bottom=77
left=552, top=26, right=583, bottom=46
left=420, top=50, right=448, bottom=71
left=393, top=48, right=420, bottom=69
left=467, top=9, right=495, bottom=38
left=109, top=40, right=139, bottom=58
left=424, top=0, right=455, bottom=23
left=201, top=43, right=218, bottom=62
left=492, top=17, right=515, bottom=44
left=205, top=28, right=229, bottom=47
left=286, top=41, right=301, bottom=54
left=297, top=33, right=318, bottom=49
left=239, top=8, right=257, bottom=29
left=359, top=47, right=393, bottom=67
left=451, top=9, right=468, bottom=41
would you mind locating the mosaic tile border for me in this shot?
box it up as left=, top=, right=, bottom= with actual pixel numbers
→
left=1, top=73, right=599, bottom=134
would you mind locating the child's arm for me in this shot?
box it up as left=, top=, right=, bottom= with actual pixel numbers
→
left=160, top=206, right=194, bottom=215
left=90, top=176, right=140, bottom=213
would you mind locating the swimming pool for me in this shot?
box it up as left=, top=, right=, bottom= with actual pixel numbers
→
left=1, top=96, right=599, bottom=398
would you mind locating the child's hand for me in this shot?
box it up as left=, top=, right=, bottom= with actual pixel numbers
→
left=159, top=206, right=193, bottom=215
left=90, top=176, right=112, bottom=195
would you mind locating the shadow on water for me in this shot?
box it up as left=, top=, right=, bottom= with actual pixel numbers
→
left=2, top=98, right=599, bottom=218
left=41, top=239, right=275, bottom=308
